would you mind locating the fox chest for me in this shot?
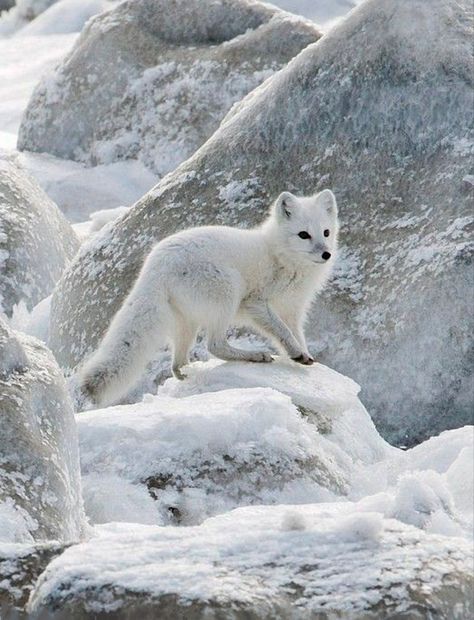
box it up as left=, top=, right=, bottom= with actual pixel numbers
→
left=253, top=264, right=307, bottom=300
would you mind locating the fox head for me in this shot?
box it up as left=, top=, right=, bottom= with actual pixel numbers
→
left=271, top=189, right=339, bottom=265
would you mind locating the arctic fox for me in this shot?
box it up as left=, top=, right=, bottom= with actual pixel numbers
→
left=79, top=189, right=339, bottom=406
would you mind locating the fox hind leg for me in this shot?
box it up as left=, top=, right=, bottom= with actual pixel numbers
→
left=172, top=314, right=198, bottom=380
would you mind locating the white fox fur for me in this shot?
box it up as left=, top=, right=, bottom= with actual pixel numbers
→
left=79, top=189, right=339, bottom=406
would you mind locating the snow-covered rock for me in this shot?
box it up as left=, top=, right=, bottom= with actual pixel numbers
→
left=27, top=504, right=474, bottom=619
left=0, top=318, right=85, bottom=543
left=0, top=156, right=78, bottom=316
left=49, top=0, right=474, bottom=446
left=77, top=360, right=391, bottom=525
left=0, top=541, right=65, bottom=613
left=17, top=0, right=320, bottom=176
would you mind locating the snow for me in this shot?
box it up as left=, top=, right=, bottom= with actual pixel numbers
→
left=48, top=356, right=473, bottom=614
left=0, top=33, right=77, bottom=137
left=27, top=504, right=474, bottom=618
left=270, top=0, right=362, bottom=29
left=16, top=152, right=154, bottom=223
left=76, top=367, right=372, bottom=524
left=74, top=359, right=472, bottom=539
left=17, top=0, right=112, bottom=36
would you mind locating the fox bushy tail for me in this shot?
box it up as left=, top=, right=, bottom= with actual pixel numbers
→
left=79, top=274, right=172, bottom=407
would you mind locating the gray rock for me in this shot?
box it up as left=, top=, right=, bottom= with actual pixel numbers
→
left=18, top=0, right=320, bottom=176
left=26, top=506, right=474, bottom=619
left=48, top=0, right=474, bottom=446
left=0, top=0, right=14, bottom=14
left=0, top=157, right=79, bottom=317
left=16, top=0, right=57, bottom=20
left=0, top=541, right=66, bottom=615
left=0, top=318, right=86, bottom=543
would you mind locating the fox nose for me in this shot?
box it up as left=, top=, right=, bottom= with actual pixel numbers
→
left=322, top=251, right=331, bottom=261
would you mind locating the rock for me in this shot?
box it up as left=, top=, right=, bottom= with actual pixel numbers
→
left=18, top=0, right=320, bottom=176
left=16, top=0, right=57, bottom=20
left=0, top=541, right=66, bottom=614
left=0, top=318, right=86, bottom=543
left=49, top=0, right=473, bottom=446
left=17, top=0, right=111, bottom=36
left=26, top=505, right=474, bottom=619
left=0, top=156, right=79, bottom=316
left=0, top=0, right=14, bottom=14
left=77, top=360, right=390, bottom=525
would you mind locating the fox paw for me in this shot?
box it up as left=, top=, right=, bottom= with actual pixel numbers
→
left=173, top=367, right=187, bottom=381
left=291, top=353, right=314, bottom=365
left=248, top=351, right=273, bottom=363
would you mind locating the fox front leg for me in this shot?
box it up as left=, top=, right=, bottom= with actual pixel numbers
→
left=244, top=300, right=313, bottom=365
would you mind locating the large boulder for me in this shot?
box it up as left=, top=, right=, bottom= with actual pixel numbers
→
left=0, top=318, right=86, bottom=543
left=0, top=156, right=79, bottom=316
left=77, top=360, right=391, bottom=526
left=26, top=505, right=473, bottom=619
left=18, top=0, right=320, bottom=176
left=49, top=0, right=474, bottom=446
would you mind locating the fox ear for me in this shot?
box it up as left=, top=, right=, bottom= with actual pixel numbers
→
left=315, top=189, right=337, bottom=216
left=274, top=191, right=298, bottom=220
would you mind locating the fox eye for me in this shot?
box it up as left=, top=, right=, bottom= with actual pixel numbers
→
left=324, top=229, right=330, bottom=237
left=298, top=231, right=311, bottom=240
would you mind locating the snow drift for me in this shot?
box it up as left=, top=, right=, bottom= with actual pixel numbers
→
left=0, top=318, right=85, bottom=543
left=0, top=155, right=78, bottom=316
left=48, top=0, right=474, bottom=445
left=18, top=0, right=320, bottom=176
